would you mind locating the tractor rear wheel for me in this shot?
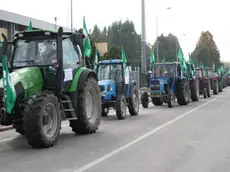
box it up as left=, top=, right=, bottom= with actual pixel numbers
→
left=141, top=92, right=149, bottom=108
left=128, top=85, right=139, bottom=116
left=70, top=76, right=101, bottom=134
left=24, top=93, right=61, bottom=148
left=190, top=79, right=199, bottom=101
left=116, top=94, right=127, bottom=120
left=152, top=98, right=163, bottom=106
left=176, top=79, right=189, bottom=105
left=213, top=81, right=219, bottom=95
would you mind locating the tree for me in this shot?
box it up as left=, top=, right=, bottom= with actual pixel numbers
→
left=191, top=31, right=220, bottom=67
left=152, top=33, right=181, bottom=62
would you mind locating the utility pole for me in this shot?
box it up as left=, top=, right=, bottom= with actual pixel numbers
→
left=70, top=0, right=73, bottom=32
left=141, top=0, right=147, bottom=73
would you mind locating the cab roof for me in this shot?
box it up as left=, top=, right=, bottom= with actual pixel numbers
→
left=99, top=59, right=123, bottom=64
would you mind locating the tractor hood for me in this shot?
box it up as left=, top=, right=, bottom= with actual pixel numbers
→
left=0, top=67, right=43, bottom=99
left=98, top=79, right=115, bottom=92
left=98, top=80, right=115, bottom=87
left=151, top=78, right=168, bottom=85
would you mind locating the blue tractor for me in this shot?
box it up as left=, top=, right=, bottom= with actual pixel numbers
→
left=141, top=62, right=190, bottom=108
left=96, top=59, right=139, bottom=120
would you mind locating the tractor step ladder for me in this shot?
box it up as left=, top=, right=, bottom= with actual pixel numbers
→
left=60, top=95, right=77, bottom=120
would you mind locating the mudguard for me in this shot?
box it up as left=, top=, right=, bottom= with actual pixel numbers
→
left=68, top=67, right=98, bottom=92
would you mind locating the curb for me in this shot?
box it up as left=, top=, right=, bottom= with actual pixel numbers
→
left=0, top=126, right=13, bottom=132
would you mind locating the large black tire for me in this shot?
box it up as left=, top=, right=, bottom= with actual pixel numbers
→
left=24, top=93, right=61, bottom=148
left=207, top=80, right=211, bottom=97
left=213, top=81, right=219, bottom=95
left=69, top=76, right=101, bottom=134
left=116, top=94, right=127, bottom=120
left=190, top=79, right=199, bottom=101
left=101, top=107, right=109, bottom=117
left=176, top=79, right=189, bottom=105
left=152, top=98, right=163, bottom=106
left=141, top=92, right=149, bottom=108
left=219, top=81, right=223, bottom=92
left=128, top=86, right=139, bottom=116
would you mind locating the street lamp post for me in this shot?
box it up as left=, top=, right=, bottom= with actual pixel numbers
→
left=156, top=7, right=171, bottom=62
left=70, top=0, right=73, bottom=32
left=141, top=0, right=147, bottom=73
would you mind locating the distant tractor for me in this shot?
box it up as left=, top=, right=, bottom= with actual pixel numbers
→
left=204, top=67, right=219, bottom=95
left=96, top=60, right=139, bottom=120
left=195, top=68, right=211, bottom=98
left=185, top=62, right=200, bottom=101
left=0, top=28, right=102, bottom=148
left=141, top=62, right=190, bottom=108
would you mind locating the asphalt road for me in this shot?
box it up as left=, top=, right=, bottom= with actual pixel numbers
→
left=0, top=87, right=229, bottom=172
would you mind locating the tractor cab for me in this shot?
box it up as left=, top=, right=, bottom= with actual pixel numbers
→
left=150, top=62, right=178, bottom=93
left=96, top=59, right=131, bottom=101
left=96, top=59, right=139, bottom=120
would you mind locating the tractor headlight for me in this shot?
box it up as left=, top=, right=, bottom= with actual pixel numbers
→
left=107, top=85, right=112, bottom=91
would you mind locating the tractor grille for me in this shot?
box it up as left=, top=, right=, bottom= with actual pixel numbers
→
left=151, top=84, right=160, bottom=90
left=151, top=80, right=160, bottom=90
left=99, top=85, right=105, bottom=91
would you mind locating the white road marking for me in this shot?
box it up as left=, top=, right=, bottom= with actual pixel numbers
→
left=73, top=94, right=223, bottom=172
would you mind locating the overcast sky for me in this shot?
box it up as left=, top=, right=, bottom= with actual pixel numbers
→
left=1, top=0, right=229, bottom=61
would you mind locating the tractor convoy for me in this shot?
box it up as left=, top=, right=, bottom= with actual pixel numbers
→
left=0, top=26, right=229, bottom=149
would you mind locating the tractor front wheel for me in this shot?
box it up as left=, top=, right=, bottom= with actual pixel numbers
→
left=24, top=93, right=61, bottom=148
left=70, top=76, right=101, bottom=134
left=116, top=94, right=127, bottom=120
left=141, top=92, right=149, bottom=108
left=219, top=81, right=223, bottom=92
left=207, top=80, right=211, bottom=97
left=128, top=86, right=139, bottom=116
left=167, top=92, right=175, bottom=108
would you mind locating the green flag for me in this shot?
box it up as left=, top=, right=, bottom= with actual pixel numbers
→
left=94, top=48, right=98, bottom=71
left=2, top=55, right=17, bottom=113
left=27, top=20, right=33, bottom=31
left=83, top=16, right=92, bottom=58
left=121, top=48, right=127, bottom=75
left=149, top=48, right=155, bottom=69
left=162, top=56, right=165, bottom=63
left=177, top=48, right=187, bottom=69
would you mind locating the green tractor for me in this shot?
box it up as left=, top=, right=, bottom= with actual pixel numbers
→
left=0, top=27, right=101, bottom=148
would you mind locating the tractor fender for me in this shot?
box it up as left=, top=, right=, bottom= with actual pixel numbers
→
left=68, top=67, right=98, bottom=92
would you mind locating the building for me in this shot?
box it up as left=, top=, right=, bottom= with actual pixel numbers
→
left=96, top=42, right=108, bottom=56
left=0, top=9, right=71, bottom=41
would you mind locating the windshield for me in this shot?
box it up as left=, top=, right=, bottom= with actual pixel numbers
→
left=97, top=63, right=123, bottom=81
left=154, top=64, right=174, bottom=78
left=12, top=38, right=80, bottom=69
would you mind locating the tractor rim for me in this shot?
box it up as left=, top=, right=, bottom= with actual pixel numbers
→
left=42, top=103, right=58, bottom=138
left=86, top=88, right=98, bottom=123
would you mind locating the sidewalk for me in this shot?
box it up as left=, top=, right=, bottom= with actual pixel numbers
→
left=0, top=125, right=13, bottom=132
